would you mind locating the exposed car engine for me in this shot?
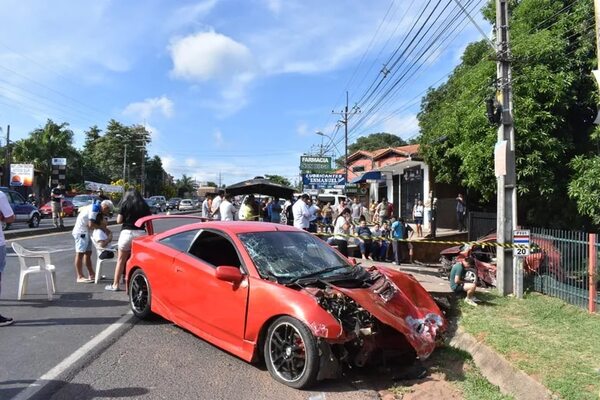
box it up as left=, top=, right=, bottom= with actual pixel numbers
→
left=315, top=287, right=376, bottom=334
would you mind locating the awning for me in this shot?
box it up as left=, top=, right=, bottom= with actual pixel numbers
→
left=350, top=171, right=382, bottom=184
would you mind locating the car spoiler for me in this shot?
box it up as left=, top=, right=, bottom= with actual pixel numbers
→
left=135, top=215, right=208, bottom=235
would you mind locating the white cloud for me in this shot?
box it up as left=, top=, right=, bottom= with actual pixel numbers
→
left=185, top=158, right=198, bottom=167
left=166, top=0, right=219, bottom=31
left=381, top=114, right=419, bottom=139
left=296, top=122, right=309, bottom=137
left=213, top=129, right=224, bottom=147
left=263, top=0, right=283, bottom=15
left=169, top=31, right=255, bottom=82
left=144, top=122, right=161, bottom=140
left=123, top=96, right=174, bottom=120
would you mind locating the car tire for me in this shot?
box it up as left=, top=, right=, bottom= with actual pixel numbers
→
left=129, top=269, right=153, bottom=320
left=264, top=316, right=319, bottom=389
left=464, top=268, right=477, bottom=284
left=28, top=214, right=41, bottom=228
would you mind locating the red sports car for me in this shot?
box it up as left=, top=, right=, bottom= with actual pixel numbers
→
left=440, top=233, right=562, bottom=286
left=126, top=216, right=446, bottom=389
left=39, top=199, right=77, bottom=218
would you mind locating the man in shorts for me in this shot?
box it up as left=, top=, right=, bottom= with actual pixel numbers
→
left=0, top=191, right=15, bottom=326
left=72, top=200, right=114, bottom=283
left=50, top=183, right=65, bottom=228
left=449, top=256, right=479, bottom=306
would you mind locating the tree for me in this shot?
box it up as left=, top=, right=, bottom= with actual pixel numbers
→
left=176, top=174, right=195, bottom=197
left=265, top=174, right=291, bottom=187
left=12, top=119, right=81, bottom=193
left=417, top=0, right=596, bottom=228
left=335, top=132, right=407, bottom=168
left=206, top=182, right=217, bottom=187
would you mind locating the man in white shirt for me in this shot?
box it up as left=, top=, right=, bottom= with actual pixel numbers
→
left=72, top=200, right=114, bottom=283
left=292, top=193, right=311, bottom=230
left=220, top=194, right=236, bottom=221
left=0, top=191, right=15, bottom=326
left=201, top=194, right=212, bottom=219
left=211, top=190, right=224, bottom=220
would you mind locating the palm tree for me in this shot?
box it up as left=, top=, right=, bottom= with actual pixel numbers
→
left=176, top=174, right=195, bottom=197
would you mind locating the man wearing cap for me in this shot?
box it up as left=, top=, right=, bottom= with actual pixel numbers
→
left=292, top=194, right=311, bottom=230
left=72, top=200, right=114, bottom=283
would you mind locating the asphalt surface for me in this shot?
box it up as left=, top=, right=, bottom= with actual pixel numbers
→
left=0, top=216, right=451, bottom=400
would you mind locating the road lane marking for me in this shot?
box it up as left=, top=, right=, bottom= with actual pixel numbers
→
left=12, top=311, right=135, bottom=400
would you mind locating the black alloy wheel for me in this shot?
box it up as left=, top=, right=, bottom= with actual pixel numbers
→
left=129, top=269, right=153, bottom=319
left=264, top=316, right=319, bottom=389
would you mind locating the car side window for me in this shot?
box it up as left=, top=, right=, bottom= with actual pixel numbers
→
left=10, top=192, right=25, bottom=205
left=188, top=231, right=242, bottom=268
left=159, top=229, right=200, bottom=252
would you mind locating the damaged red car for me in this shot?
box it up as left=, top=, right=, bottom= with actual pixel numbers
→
left=126, top=216, right=445, bottom=389
left=440, top=233, right=562, bottom=287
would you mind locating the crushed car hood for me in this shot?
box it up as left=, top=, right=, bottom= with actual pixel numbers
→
left=305, top=265, right=445, bottom=359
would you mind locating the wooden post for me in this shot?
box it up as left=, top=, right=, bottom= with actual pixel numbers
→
left=589, top=233, right=597, bottom=313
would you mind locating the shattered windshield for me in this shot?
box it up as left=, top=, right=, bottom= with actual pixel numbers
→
left=238, top=231, right=351, bottom=281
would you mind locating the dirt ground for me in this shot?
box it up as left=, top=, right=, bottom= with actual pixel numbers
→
left=341, top=348, right=469, bottom=400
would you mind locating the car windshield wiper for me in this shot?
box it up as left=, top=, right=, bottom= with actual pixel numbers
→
left=290, top=265, right=351, bottom=283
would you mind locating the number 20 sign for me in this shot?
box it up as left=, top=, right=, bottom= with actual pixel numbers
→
left=513, top=230, right=530, bottom=257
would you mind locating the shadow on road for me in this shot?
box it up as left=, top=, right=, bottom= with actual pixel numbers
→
left=0, top=379, right=149, bottom=400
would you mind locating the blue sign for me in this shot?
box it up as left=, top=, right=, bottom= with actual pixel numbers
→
left=302, top=173, right=345, bottom=189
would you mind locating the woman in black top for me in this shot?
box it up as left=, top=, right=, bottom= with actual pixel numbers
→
left=106, top=189, right=151, bottom=291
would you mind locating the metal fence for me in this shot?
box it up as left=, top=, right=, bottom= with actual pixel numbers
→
left=467, top=211, right=496, bottom=241
left=526, top=227, right=599, bottom=313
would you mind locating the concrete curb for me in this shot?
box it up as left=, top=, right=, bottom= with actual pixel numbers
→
left=449, top=326, right=553, bottom=400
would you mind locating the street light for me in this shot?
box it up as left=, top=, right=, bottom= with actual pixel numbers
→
left=315, top=131, right=342, bottom=159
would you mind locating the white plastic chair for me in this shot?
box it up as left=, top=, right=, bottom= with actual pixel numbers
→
left=92, top=239, right=117, bottom=284
left=12, top=242, right=56, bottom=301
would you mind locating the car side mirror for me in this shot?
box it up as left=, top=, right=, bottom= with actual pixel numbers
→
left=348, top=258, right=357, bottom=266
left=216, top=266, right=243, bottom=284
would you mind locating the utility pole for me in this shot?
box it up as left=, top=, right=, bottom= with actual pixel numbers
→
left=140, top=145, right=146, bottom=197
left=332, top=92, right=360, bottom=186
left=122, top=144, right=127, bottom=192
left=495, top=0, right=516, bottom=296
left=4, top=125, right=10, bottom=187
left=593, top=0, right=600, bottom=124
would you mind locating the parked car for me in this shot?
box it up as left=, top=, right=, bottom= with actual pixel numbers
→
left=0, top=187, right=41, bottom=229
left=148, top=196, right=167, bottom=212
left=39, top=199, right=77, bottom=218
left=72, top=194, right=100, bottom=209
left=439, top=233, right=562, bottom=287
left=178, top=199, right=194, bottom=211
left=126, top=217, right=445, bottom=389
left=144, top=198, right=161, bottom=214
left=166, top=197, right=181, bottom=210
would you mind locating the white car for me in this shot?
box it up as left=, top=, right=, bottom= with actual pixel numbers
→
left=178, top=199, right=194, bottom=211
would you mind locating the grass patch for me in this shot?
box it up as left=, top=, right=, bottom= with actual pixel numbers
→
left=459, top=291, right=600, bottom=400
left=430, top=345, right=513, bottom=400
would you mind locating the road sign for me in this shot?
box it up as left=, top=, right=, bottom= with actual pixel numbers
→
left=513, top=229, right=530, bottom=257
left=51, top=158, right=67, bottom=166
left=299, top=156, right=331, bottom=171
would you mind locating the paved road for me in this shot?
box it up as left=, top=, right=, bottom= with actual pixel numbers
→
left=0, top=221, right=450, bottom=400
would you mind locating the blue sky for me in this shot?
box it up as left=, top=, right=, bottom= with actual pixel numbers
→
left=0, top=0, right=490, bottom=186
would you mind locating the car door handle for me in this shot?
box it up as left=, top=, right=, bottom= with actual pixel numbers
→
left=175, top=266, right=184, bottom=273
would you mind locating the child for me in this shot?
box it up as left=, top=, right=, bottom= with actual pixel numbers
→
left=92, top=218, right=115, bottom=259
